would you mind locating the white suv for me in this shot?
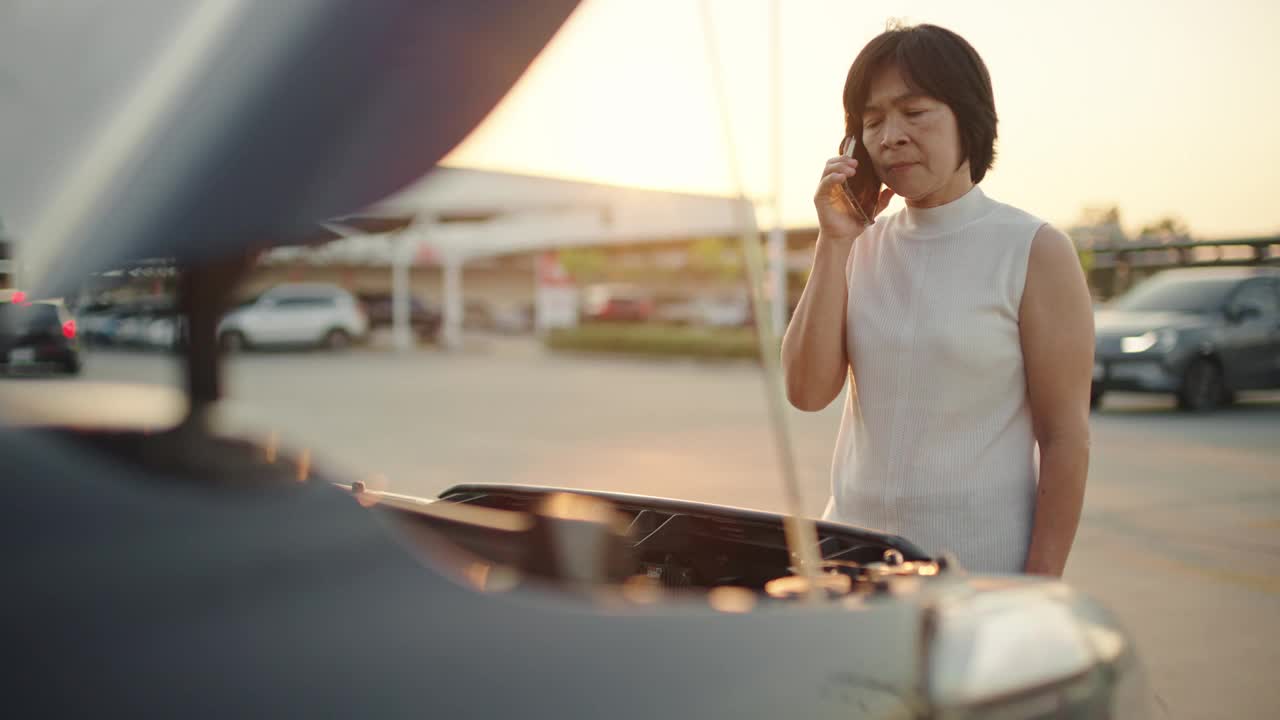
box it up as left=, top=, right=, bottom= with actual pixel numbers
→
left=218, top=284, right=368, bottom=351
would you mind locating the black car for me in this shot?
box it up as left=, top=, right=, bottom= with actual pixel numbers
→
left=0, top=294, right=81, bottom=375
left=1092, top=268, right=1280, bottom=411
left=356, top=291, right=441, bottom=342
left=2, top=2, right=1149, bottom=717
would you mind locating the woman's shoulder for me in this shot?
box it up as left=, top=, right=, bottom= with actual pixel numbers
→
left=980, top=194, right=1047, bottom=233
left=971, top=196, right=1054, bottom=271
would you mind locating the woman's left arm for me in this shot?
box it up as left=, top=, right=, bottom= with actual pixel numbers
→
left=1019, top=224, right=1095, bottom=577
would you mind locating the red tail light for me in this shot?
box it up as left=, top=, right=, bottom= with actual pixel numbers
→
left=11, top=290, right=26, bottom=304
left=63, top=319, right=77, bottom=339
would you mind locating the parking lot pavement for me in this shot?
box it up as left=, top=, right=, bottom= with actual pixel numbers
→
left=8, top=344, right=1280, bottom=718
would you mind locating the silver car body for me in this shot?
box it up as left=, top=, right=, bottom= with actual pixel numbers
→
left=219, top=283, right=367, bottom=348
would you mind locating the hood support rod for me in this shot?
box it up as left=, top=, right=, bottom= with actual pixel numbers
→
left=176, top=253, right=255, bottom=428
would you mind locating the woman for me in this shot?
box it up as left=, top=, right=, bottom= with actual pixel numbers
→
left=781, top=23, right=1094, bottom=576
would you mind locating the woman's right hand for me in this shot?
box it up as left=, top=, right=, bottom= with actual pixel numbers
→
left=813, top=156, right=894, bottom=243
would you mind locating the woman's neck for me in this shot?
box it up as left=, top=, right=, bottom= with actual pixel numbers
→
left=901, top=184, right=989, bottom=234
left=903, top=166, right=974, bottom=209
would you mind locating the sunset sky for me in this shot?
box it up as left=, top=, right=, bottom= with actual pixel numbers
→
left=446, top=0, right=1280, bottom=239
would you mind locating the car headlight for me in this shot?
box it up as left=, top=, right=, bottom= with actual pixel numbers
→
left=926, top=584, right=1150, bottom=718
left=1121, top=328, right=1177, bottom=353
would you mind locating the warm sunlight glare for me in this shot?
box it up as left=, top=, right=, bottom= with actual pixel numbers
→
left=446, top=0, right=1280, bottom=238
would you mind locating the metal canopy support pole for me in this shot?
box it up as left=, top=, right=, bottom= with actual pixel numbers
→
left=391, top=230, right=413, bottom=351
left=441, top=251, right=463, bottom=350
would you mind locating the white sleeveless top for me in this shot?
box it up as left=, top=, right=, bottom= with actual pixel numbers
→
left=822, top=185, right=1045, bottom=574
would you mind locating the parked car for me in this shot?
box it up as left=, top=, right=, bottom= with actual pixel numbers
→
left=356, top=291, right=441, bottom=343
left=1092, top=267, right=1280, bottom=411
left=4, top=3, right=1149, bottom=718
left=75, top=301, right=122, bottom=346
left=218, top=283, right=368, bottom=351
left=109, top=301, right=182, bottom=350
left=0, top=291, right=81, bottom=374
left=583, top=283, right=655, bottom=322
left=140, top=306, right=187, bottom=351
left=463, top=299, right=535, bottom=334
left=657, top=292, right=752, bottom=327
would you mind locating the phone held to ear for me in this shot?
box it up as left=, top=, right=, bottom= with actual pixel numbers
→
left=840, top=135, right=882, bottom=227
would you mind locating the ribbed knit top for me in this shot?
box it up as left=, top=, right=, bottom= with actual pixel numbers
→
left=821, top=185, right=1046, bottom=573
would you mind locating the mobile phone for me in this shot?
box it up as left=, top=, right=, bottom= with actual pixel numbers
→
left=840, top=135, right=881, bottom=226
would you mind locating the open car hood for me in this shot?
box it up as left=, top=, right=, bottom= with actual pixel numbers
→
left=2, top=0, right=579, bottom=296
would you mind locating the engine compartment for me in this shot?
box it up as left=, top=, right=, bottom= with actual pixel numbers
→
left=385, top=483, right=936, bottom=594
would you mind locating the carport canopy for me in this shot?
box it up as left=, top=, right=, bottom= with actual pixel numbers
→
left=297, top=165, right=763, bottom=349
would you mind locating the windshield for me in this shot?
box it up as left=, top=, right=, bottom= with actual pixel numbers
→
left=0, top=302, right=61, bottom=336
left=1108, top=275, right=1237, bottom=313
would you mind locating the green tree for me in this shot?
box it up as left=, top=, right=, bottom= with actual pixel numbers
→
left=1068, top=204, right=1128, bottom=248
left=1138, top=216, right=1191, bottom=241
left=1079, top=205, right=1121, bottom=228
left=1077, top=248, right=1095, bottom=274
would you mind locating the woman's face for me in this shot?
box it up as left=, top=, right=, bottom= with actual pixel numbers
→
left=861, top=63, right=973, bottom=208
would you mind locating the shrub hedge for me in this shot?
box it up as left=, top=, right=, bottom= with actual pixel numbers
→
left=545, top=323, right=766, bottom=360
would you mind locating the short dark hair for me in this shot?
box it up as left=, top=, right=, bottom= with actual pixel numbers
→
left=843, top=24, right=997, bottom=184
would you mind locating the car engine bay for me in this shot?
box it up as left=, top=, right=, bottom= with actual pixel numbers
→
left=372, top=482, right=948, bottom=597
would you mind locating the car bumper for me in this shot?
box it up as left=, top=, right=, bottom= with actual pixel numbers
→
left=0, top=343, right=79, bottom=373
left=1093, top=352, right=1184, bottom=393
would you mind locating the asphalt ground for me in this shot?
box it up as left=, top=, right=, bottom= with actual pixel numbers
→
left=5, top=341, right=1278, bottom=719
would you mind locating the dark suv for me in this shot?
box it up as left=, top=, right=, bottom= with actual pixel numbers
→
left=0, top=293, right=81, bottom=375
left=1092, top=268, right=1280, bottom=411
left=356, top=292, right=442, bottom=343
